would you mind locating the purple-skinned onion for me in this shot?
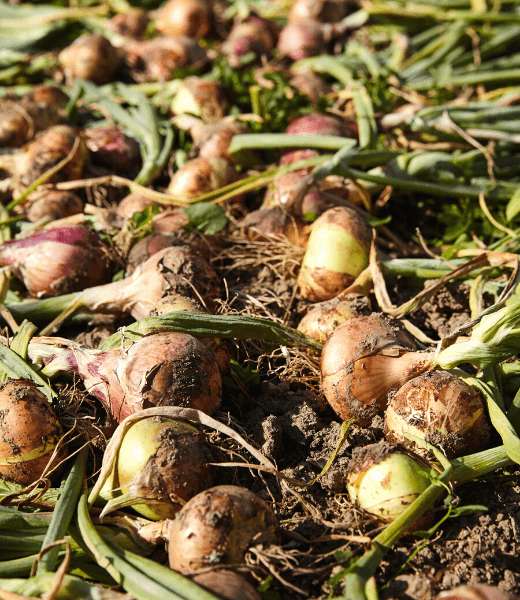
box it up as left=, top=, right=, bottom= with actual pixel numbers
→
left=84, top=126, right=141, bottom=174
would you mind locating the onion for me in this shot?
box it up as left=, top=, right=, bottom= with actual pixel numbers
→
left=168, top=485, right=280, bottom=573
left=26, top=189, right=84, bottom=223
left=289, top=68, right=332, bottom=104
left=436, top=585, right=519, bottom=600
left=167, top=157, right=239, bottom=199
left=125, top=233, right=182, bottom=276
left=321, top=314, right=430, bottom=424
left=346, top=441, right=432, bottom=523
left=124, top=36, right=208, bottom=82
left=288, top=0, right=351, bottom=23
left=385, top=370, right=491, bottom=459
left=286, top=113, right=354, bottom=137
left=240, top=207, right=310, bottom=248
left=193, top=118, right=249, bottom=162
left=99, top=416, right=213, bottom=520
left=116, top=192, right=159, bottom=222
left=277, top=21, right=327, bottom=60
left=297, top=206, right=372, bottom=301
left=0, top=225, right=111, bottom=298
left=171, top=77, right=228, bottom=123
left=0, top=379, right=66, bottom=485
left=34, top=332, right=222, bottom=422
left=222, top=16, right=278, bottom=68
left=108, top=8, right=150, bottom=38
left=297, top=294, right=372, bottom=343
left=13, top=125, right=88, bottom=195
left=191, top=571, right=262, bottom=600
left=58, top=34, right=121, bottom=85
left=83, top=126, right=141, bottom=175
left=154, top=0, right=211, bottom=38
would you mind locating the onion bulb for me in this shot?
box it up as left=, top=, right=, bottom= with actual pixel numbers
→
left=385, top=370, right=491, bottom=459
left=286, top=113, right=354, bottom=137
left=116, top=192, right=160, bottom=222
left=108, top=9, right=150, bottom=38
left=222, top=15, right=278, bottom=68
left=346, top=441, right=432, bottom=522
left=297, top=206, right=372, bottom=301
left=171, top=77, right=228, bottom=124
left=297, top=294, right=371, bottom=343
left=0, top=379, right=66, bottom=485
left=436, top=585, right=518, bottom=600
left=84, top=126, right=141, bottom=174
left=191, top=571, right=262, bottom=600
left=321, top=314, right=430, bottom=424
left=26, top=189, right=84, bottom=223
left=154, top=0, right=211, bottom=38
left=99, top=416, right=213, bottom=520
left=288, top=0, right=351, bottom=23
left=58, top=34, right=121, bottom=85
left=0, top=225, right=111, bottom=298
left=240, top=207, right=310, bottom=248
left=277, top=21, right=327, bottom=60
left=168, top=485, right=280, bottom=573
left=33, top=332, right=222, bottom=422
left=167, top=157, right=238, bottom=199
left=193, top=118, right=249, bottom=162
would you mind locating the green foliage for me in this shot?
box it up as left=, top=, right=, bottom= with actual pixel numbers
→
left=183, top=202, right=228, bottom=234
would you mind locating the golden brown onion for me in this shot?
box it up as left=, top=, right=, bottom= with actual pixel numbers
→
left=167, top=157, right=238, bottom=199
left=58, top=34, right=121, bottom=85
left=154, top=0, right=211, bottom=38
left=321, top=314, right=432, bottom=424
left=385, top=370, right=491, bottom=459
left=0, top=379, right=66, bottom=485
left=191, top=571, right=262, bottom=600
left=168, top=485, right=280, bottom=573
left=26, top=189, right=84, bottom=223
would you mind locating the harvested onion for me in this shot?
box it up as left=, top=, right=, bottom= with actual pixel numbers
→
left=192, top=571, right=262, bottom=600
left=58, top=34, right=121, bottom=85
left=436, top=585, right=519, bottom=600
left=0, top=379, right=66, bottom=485
left=83, top=126, right=141, bottom=175
left=26, top=189, right=84, bottom=223
left=297, top=206, right=372, bottom=301
left=99, top=416, right=213, bottom=520
left=171, top=77, right=228, bottom=123
left=167, top=156, right=238, bottom=199
left=168, top=485, right=280, bottom=573
left=222, top=15, right=278, bottom=68
left=154, top=0, right=211, bottom=38
left=385, top=370, right=491, bottom=459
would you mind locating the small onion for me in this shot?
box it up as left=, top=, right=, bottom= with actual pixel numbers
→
left=108, top=9, right=150, bottom=38
left=26, top=189, right=84, bottom=223
left=99, top=417, right=213, bottom=520
left=288, top=0, right=351, bottom=23
left=154, top=0, right=211, bottom=38
left=171, top=77, right=228, bottom=123
left=0, top=225, right=111, bottom=298
left=192, top=118, right=249, bottom=162
left=277, top=21, right=327, bottom=60
left=191, top=571, right=262, bottom=600
left=58, top=34, right=121, bottom=85
left=286, top=113, right=354, bottom=137
left=222, top=16, right=278, bottom=68
left=0, top=379, right=66, bottom=485
left=240, top=207, right=310, bottom=248
left=321, top=314, right=431, bottom=424
left=297, top=294, right=372, bottom=343
left=167, top=157, right=238, bottom=199
left=83, top=126, right=141, bottom=174
left=385, top=370, right=491, bottom=459
left=297, top=206, right=372, bottom=301
left=168, top=485, right=280, bottom=573
left=116, top=192, right=160, bottom=221
left=346, top=441, right=432, bottom=522
left=125, top=233, right=183, bottom=276
left=436, top=585, right=519, bottom=600
left=13, top=125, right=88, bottom=194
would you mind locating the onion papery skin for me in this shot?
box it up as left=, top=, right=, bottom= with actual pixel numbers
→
left=26, top=189, right=84, bottom=223
left=166, top=157, right=238, bottom=199
left=297, top=294, right=371, bottom=343
left=171, top=77, right=228, bottom=124
left=14, top=125, right=88, bottom=194
left=58, top=34, right=121, bottom=85
left=240, top=207, right=310, bottom=248
left=125, top=234, right=185, bottom=276
left=73, top=332, right=222, bottom=422
left=297, top=206, right=372, bottom=301
left=192, top=570, right=262, bottom=600
left=0, top=379, right=66, bottom=485
left=321, top=314, right=433, bottom=424
left=346, top=441, right=432, bottom=522
left=100, top=417, right=213, bottom=520
left=154, top=0, right=211, bottom=38
left=436, top=584, right=519, bottom=600
left=168, top=485, right=280, bottom=573
left=385, top=370, right=491, bottom=459
left=0, top=225, right=111, bottom=298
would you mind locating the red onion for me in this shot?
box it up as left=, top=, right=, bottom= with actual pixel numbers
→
left=83, top=126, right=141, bottom=174
left=289, top=68, right=332, bottom=104
left=222, top=15, right=278, bottom=68
left=0, top=379, right=66, bottom=485
left=32, top=332, right=222, bottom=422
left=154, top=0, right=211, bottom=38
left=286, top=113, right=355, bottom=137
left=125, top=233, right=186, bottom=275
left=25, top=189, right=84, bottom=223
left=0, top=225, right=111, bottom=298
left=58, top=34, right=121, bottom=85
left=168, top=485, right=280, bottom=573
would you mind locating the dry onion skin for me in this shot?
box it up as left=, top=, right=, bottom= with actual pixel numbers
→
left=385, top=370, right=491, bottom=459
left=58, top=34, right=121, bottom=85
left=0, top=379, right=66, bottom=485
left=0, top=225, right=111, bottom=298
left=321, top=314, right=431, bottom=424
left=171, top=77, right=229, bottom=124
left=435, top=585, right=519, bottom=600
left=346, top=441, right=432, bottom=523
left=83, top=126, right=141, bottom=174
left=297, top=294, right=372, bottom=343
left=99, top=417, right=213, bottom=520
left=297, top=206, right=372, bottom=302
left=193, top=118, right=249, bottom=162
left=154, top=0, right=211, bottom=38
left=26, top=189, right=84, bottom=223
left=240, top=207, right=310, bottom=248
left=168, top=485, right=280, bottom=573
left=191, top=570, right=262, bottom=600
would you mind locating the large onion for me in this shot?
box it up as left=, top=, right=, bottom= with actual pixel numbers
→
left=99, top=416, right=213, bottom=520
left=321, top=314, right=430, bottom=424
left=0, top=379, right=66, bottom=485
left=0, top=225, right=111, bottom=298
left=384, top=370, right=491, bottom=459
left=168, top=485, right=280, bottom=573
